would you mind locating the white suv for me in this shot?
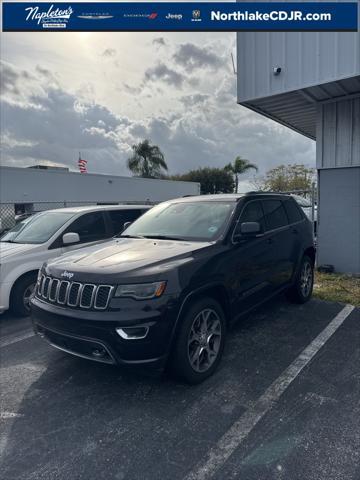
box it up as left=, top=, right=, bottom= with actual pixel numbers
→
left=0, top=204, right=151, bottom=316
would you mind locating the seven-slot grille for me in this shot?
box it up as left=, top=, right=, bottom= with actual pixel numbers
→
left=37, top=275, right=113, bottom=310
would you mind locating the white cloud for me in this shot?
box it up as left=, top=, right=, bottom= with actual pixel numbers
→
left=0, top=32, right=315, bottom=178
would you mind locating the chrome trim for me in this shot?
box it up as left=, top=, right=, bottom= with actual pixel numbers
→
left=79, top=284, right=97, bottom=308
left=42, top=277, right=51, bottom=299
left=94, top=285, right=114, bottom=310
left=49, top=279, right=60, bottom=302
left=116, top=327, right=149, bottom=340
left=38, top=275, right=45, bottom=296
left=40, top=275, right=46, bottom=297
left=35, top=276, right=113, bottom=310
left=67, top=282, right=82, bottom=307
left=57, top=280, right=70, bottom=304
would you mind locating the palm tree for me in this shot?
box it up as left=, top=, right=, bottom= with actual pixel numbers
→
left=225, top=156, right=258, bottom=193
left=127, top=139, right=168, bottom=178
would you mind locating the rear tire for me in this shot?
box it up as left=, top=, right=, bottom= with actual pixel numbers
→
left=10, top=272, right=38, bottom=317
left=286, top=255, right=314, bottom=304
left=170, top=297, right=227, bottom=384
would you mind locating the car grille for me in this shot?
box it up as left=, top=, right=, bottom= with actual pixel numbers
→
left=36, top=275, right=114, bottom=310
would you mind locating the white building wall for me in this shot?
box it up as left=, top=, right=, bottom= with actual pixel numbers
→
left=237, top=0, right=360, bottom=102
left=316, top=96, right=360, bottom=273
left=0, top=167, right=200, bottom=204
left=317, top=167, right=360, bottom=273
left=317, top=97, right=360, bottom=168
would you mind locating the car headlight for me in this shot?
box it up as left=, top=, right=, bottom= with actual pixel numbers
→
left=114, top=281, right=167, bottom=300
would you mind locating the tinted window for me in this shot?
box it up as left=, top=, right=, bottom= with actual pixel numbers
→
left=284, top=199, right=303, bottom=224
left=66, top=212, right=107, bottom=243
left=234, top=201, right=265, bottom=235
left=262, top=200, right=288, bottom=230
left=109, top=209, right=144, bottom=235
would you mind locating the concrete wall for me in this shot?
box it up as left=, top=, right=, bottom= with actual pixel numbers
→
left=237, top=0, right=360, bottom=102
left=317, top=167, right=360, bottom=274
left=317, top=97, right=360, bottom=169
left=0, top=167, right=200, bottom=204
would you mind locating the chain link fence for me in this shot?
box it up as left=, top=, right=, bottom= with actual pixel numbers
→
left=0, top=200, right=156, bottom=234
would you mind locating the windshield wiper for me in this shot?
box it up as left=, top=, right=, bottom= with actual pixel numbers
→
left=117, top=234, right=146, bottom=239
left=142, top=235, right=185, bottom=241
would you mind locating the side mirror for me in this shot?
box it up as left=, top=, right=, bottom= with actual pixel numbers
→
left=122, top=221, right=132, bottom=231
left=62, top=232, right=80, bottom=245
left=240, top=222, right=261, bottom=235
left=233, top=222, right=262, bottom=243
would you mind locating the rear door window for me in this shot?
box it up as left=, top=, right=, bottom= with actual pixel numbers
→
left=284, top=199, right=304, bottom=224
left=108, top=209, right=144, bottom=235
left=262, top=200, right=289, bottom=231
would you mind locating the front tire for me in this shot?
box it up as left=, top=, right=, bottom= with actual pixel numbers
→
left=10, top=273, right=38, bottom=317
left=287, top=255, right=314, bottom=304
left=170, top=297, right=227, bottom=384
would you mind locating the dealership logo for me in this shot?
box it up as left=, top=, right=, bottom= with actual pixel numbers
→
left=25, top=4, right=73, bottom=28
left=165, top=13, right=183, bottom=20
left=77, top=13, right=113, bottom=20
left=61, top=271, right=74, bottom=279
left=123, top=12, right=158, bottom=20
left=192, top=10, right=201, bottom=21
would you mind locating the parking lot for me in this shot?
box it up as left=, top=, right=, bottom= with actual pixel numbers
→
left=0, top=296, right=359, bottom=480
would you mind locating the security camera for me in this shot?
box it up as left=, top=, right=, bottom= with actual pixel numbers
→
left=273, top=66, right=282, bottom=75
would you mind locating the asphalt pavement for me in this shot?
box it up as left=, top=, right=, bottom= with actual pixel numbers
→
left=0, top=296, right=359, bottom=480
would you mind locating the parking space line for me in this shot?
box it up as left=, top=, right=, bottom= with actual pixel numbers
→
left=184, top=304, right=355, bottom=480
left=0, top=330, right=35, bottom=349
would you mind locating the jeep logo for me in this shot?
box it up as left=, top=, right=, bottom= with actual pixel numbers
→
left=61, top=271, right=74, bottom=279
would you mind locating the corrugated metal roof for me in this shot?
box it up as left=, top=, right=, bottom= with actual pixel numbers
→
left=240, top=76, right=360, bottom=139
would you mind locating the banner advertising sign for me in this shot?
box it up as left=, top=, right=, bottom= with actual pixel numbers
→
left=2, top=2, right=358, bottom=32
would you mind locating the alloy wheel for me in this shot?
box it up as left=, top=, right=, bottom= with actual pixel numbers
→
left=187, top=308, right=222, bottom=373
left=23, top=283, right=35, bottom=312
left=300, top=261, right=313, bottom=297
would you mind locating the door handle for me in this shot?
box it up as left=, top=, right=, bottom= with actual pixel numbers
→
left=292, top=228, right=299, bottom=234
left=267, top=238, right=274, bottom=244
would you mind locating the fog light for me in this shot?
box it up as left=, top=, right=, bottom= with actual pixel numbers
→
left=116, top=327, right=149, bottom=340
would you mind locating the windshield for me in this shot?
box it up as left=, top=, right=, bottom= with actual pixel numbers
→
left=1, top=215, right=37, bottom=241
left=122, top=201, right=236, bottom=242
left=3, top=211, right=75, bottom=244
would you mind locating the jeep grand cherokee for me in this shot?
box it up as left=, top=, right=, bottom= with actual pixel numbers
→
left=31, top=193, right=315, bottom=384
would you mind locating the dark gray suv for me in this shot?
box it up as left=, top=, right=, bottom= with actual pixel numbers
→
left=31, top=193, right=315, bottom=384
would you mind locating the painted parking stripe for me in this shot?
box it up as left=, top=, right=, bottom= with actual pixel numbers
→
left=184, top=304, right=355, bottom=480
left=0, top=330, right=35, bottom=349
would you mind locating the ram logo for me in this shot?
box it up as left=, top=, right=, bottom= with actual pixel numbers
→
left=61, top=271, right=74, bottom=279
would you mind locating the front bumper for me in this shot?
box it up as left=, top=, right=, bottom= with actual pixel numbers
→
left=31, top=294, right=180, bottom=371
left=0, top=282, right=11, bottom=313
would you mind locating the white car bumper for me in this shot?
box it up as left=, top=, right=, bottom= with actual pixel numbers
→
left=0, top=282, right=11, bottom=313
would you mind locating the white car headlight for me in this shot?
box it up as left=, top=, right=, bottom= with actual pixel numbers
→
left=114, top=281, right=166, bottom=300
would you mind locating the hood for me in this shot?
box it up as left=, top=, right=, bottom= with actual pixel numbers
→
left=46, top=238, right=211, bottom=279
left=0, top=242, right=39, bottom=259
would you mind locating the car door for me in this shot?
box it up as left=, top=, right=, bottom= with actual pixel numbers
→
left=229, top=200, right=275, bottom=313
left=261, top=199, right=295, bottom=288
left=59, top=211, right=110, bottom=254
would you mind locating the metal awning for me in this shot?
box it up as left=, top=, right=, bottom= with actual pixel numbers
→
left=240, top=76, right=360, bottom=140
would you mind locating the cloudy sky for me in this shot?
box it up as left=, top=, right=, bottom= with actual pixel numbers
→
left=1, top=10, right=316, bottom=189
